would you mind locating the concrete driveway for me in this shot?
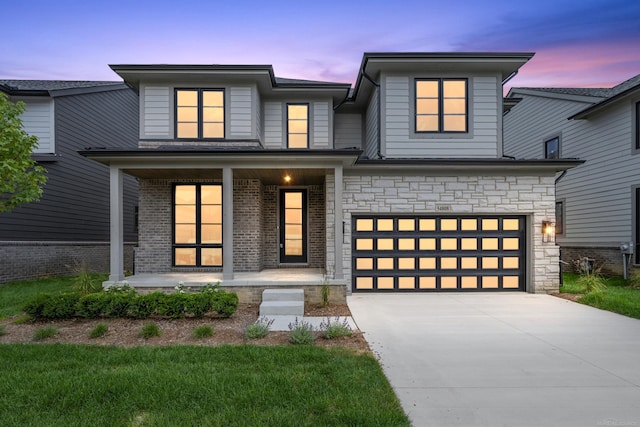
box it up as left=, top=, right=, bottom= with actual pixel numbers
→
left=347, top=293, right=640, bottom=427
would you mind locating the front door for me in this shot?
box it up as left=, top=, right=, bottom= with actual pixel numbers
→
left=279, top=189, right=307, bottom=263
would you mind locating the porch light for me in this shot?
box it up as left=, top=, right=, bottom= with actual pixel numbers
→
left=542, top=220, right=555, bottom=243
left=283, top=174, right=292, bottom=183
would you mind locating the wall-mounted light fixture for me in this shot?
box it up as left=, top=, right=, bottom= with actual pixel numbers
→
left=283, top=174, right=292, bottom=184
left=542, top=220, right=555, bottom=243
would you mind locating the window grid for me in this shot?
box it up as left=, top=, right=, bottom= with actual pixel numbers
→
left=173, top=184, right=223, bottom=267
left=415, top=79, right=467, bottom=133
left=175, top=89, right=225, bottom=140
left=287, top=104, right=309, bottom=148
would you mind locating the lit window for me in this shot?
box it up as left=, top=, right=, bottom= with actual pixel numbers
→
left=416, top=79, right=467, bottom=132
left=176, top=89, right=224, bottom=139
left=173, top=184, right=222, bottom=266
left=545, top=136, right=560, bottom=159
left=287, top=104, right=308, bottom=148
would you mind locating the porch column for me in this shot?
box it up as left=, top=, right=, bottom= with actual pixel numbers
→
left=334, top=165, right=344, bottom=279
left=222, top=166, right=234, bottom=280
left=109, top=166, right=124, bottom=282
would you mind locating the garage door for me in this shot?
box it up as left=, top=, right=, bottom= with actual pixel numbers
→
left=352, top=215, right=525, bottom=291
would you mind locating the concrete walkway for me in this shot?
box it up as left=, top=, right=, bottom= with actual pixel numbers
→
left=347, top=293, right=640, bottom=427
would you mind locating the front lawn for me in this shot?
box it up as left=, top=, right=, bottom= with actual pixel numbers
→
left=0, top=343, right=409, bottom=426
left=560, top=273, right=640, bottom=319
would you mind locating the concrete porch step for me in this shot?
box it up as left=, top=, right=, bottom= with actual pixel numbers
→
left=261, top=289, right=304, bottom=302
left=259, top=289, right=305, bottom=316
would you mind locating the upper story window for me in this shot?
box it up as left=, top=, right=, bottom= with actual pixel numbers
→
left=545, top=136, right=560, bottom=159
left=176, top=89, right=224, bottom=139
left=415, top=79, right=467, bottom=133
left=287, top=104, right=308, bottom=148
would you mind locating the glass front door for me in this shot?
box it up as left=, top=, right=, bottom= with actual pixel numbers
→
left=279, top=189, right=307, bottom=263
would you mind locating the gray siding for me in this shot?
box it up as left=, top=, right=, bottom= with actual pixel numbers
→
left=229, top=86, right=253, bottom=138
left=504, top=92, right=640, bottom=247
left=18, top=97, right=55, bottom=153
left=263, top=101, right=282, bottom=148
left=334, top=113, right=362, bottom=149
left=381, top=74, right=500, bottom=158
left=0, top=88, right=139, bottom=242
left=141, top=85, right=170, bottom=139
left=254, top=86, right=262, bottom=143
left=312, top=101, right=330, bottom=148
left=364, top=86, right=379, bottom=159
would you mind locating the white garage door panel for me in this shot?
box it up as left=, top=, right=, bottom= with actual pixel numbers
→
left=352, top=215, right=525, bottom=291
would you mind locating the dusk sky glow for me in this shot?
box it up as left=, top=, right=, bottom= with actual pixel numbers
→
left=2, top=0, right=639, bottom=90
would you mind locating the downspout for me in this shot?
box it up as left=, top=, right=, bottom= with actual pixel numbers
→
left=362, top=71, right=382, bottom=159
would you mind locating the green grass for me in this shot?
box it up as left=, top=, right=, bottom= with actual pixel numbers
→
left=89, top=323, right=109, bottom=339
left=0, top=344, right=409, bottom=426
left=0, top=274, right=107, bottom=319
left=561, top=273, right=640, bottom=319
left=139, top=323, right=161, bottom=339
left=193, top=325, right=214, bottom=339
left=32, top=326, right=58, bottom=341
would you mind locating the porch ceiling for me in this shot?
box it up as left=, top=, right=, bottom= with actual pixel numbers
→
left=123, top=168, right=329, bottom=184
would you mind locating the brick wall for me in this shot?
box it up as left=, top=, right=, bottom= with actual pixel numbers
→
left=561, top=246, right=635, bottom=276
left=233, top=179, right=263, bottom=271
left=262, top=185, right=278, bottom=268
left=0, top=242, right=135, bottom=284
left=337, top=173, right=560, bottom=293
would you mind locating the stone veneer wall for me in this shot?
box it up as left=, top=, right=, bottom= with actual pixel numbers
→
left=327, top=173, right=560, bottom=294
left=0, top=242, right=135, bottom=284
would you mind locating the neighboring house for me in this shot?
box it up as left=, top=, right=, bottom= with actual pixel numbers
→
left=0, top=80, right=139, bottom=283
left=504, top=74, right=640, bottom=276
left=81, top=52, right=581, bottom=300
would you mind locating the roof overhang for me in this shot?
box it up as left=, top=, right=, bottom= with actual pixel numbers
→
left=570, top=85, right=640, bottom=119
left=109, top=64, right=351, bottom=104
left=350, top=158, right=584, bottom=175
left=79, top=148, right=362, bottom=179
left=350, top=52, right=534, bottom=107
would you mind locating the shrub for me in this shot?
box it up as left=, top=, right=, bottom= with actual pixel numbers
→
left=245, top=317, right=274, bottom=339
left=574, top=258, right=606, bottom=294
left=72, top=260, right=101, bottom=295
left=41, top=293, right=81, bottom=319
left=23, top=294, right=50, bottom=318
left=105, top=294, right=133, bottom=318
left=89, top=323, right=109, bottom=339
left=319, top=316, right=352, bottom=339
left=161, top=293, right=188, bottom=318
left=629, top=270, right=640, bottom=289
left=140, top=323, right=161, bottom=339
left=76, top=293, right=109, bottom=318
left=186, top=293, right=212, bottom=319
left=212, top=292, right=238, bottom=318
left=33, top=326, right=58, bottom=341
left=288, top=318, right=315, bottom=345
left=0, top=325, right=6, bottom=336
left=104, top=281, right=136, bottom=296
left=193, top=325, right=214, bottom=339
left=128, top=292, right=164, bottom=319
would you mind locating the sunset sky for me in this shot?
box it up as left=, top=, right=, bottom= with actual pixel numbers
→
left=1, top=0, right=639, bottom=90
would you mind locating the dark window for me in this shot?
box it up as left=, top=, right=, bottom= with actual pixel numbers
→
left=287, top=104, right=308, bottom=148
left=175, top=89, right=224, bottom=139
left=555, top=201, right=564, bottom=235
left=173, top=184, right=222, bottom=267
left=416, top=79, right=467, bottom=133
left=545, top=137, right=560, bottom=159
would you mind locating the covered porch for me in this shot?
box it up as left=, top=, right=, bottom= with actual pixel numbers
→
left=111, top=268, right=347, bottom=304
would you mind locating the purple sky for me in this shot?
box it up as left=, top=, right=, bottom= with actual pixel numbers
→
left=1, top=0, right=639, bottom=91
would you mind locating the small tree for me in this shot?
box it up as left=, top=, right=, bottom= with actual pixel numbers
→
left=0, top=92, right=47, bottom=212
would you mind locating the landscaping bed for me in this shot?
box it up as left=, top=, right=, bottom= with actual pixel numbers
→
left=0, top=303, right=369, bottom=352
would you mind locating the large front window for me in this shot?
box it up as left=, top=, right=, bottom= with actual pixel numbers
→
left=287, top=104, right=308, bottom=148
left=176, top=89, right=224, bottom=139
left=173, top=184, right=222, bottom=267
left=416, top=79, right=467, bottom=133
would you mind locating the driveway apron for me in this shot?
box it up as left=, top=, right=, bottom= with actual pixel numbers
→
left=347, top=293, right=640, bottom=427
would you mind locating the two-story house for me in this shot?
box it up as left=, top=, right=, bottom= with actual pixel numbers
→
left=82, top=52, right=581, bottom=301
left=504, top=74, right=640, bottom=276
left=0, top=80, right=139, bottom=283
